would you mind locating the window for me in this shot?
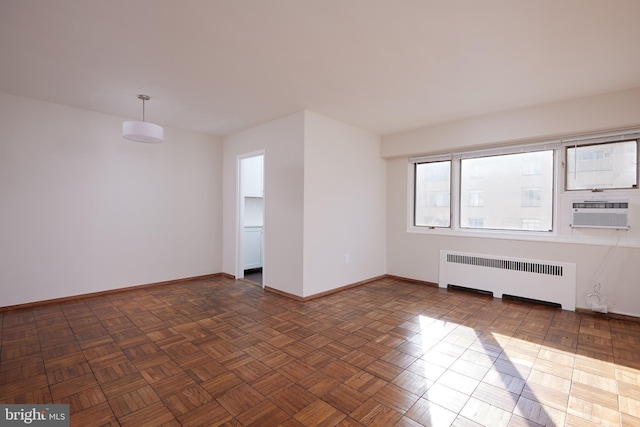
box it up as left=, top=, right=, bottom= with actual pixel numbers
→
left=467, top=218, right=484, bottom=227
left=566, top=140, right=638, bottom=190
left=521, top=187, right=542, bottom=207
left=467, top=190, right=484, bottom=207
left=415, top=161, right=450, bottom=227
left=411, top=129, right=638, bottom=235
left=522, top=219, right=542, bottom=230
left=460, top=151, right=553, bottom=231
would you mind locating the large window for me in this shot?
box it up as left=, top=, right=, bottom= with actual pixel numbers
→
left=412, top=130, right=639, bottom=235
left=460, top=151, right=554, bottom=231
left=566, top=140, right=638, bottom=190
left=414, top=161, right=450, bottom=227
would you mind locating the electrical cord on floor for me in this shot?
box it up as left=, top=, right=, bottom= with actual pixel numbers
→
left=585, top=282, right=607, bottom=312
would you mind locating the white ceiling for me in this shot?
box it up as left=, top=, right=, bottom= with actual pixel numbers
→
left=2, top=0, right=640, bottom=137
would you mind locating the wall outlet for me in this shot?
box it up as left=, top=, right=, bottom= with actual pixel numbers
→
left=344, top=254, right=350, bottom=264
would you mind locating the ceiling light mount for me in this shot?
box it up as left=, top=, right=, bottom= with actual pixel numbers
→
left=122, top=94, right=164, bottom=143
left=137, top=94, right=150, bottom=120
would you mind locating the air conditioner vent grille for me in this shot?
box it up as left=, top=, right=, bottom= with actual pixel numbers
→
left=571, top=199, right=629, bottom=229
left=572, top=202, right=628, bottom=209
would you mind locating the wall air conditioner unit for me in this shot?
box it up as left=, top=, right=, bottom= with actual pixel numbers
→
left=571, top=199, right=629, bottom=229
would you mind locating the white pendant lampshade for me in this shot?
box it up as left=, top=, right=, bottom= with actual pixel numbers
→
left=123, top=120, right=164, bottom=143
left=122, top=94, right=164, bottom=143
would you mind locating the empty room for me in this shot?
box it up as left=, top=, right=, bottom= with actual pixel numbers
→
left=1, top=1, right=639, bottom=426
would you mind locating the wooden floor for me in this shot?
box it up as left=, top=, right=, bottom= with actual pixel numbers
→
left=1, top=276, right=639, bottom=427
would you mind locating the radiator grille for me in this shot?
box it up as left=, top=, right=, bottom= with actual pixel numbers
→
left=440, top=250, right=576, bottom=310
left=446, top=253, right=563, bottom=277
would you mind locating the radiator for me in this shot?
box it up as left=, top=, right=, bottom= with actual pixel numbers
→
left=439, top=250, right=576, bottom=310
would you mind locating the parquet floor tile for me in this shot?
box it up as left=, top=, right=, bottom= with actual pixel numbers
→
left=1, top=275, right=639, bottom=425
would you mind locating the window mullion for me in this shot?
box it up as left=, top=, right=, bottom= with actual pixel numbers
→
left=451, top=158, right=461, bottom=231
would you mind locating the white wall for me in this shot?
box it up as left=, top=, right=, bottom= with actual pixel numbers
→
left=383, top=87, right=640, bottom=316
left=383, top=87, right=640, bottom=158
left=0, top=93, right=223, bottom=307
left=303, top=112, right=386, bottom=297
left=222, top=112, right=305, bottom=296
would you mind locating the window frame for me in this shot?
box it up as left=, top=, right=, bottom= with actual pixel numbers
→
left=411, top=147, right=557, bottom=234
left=413, top=159, right=452, bottom=228
left=565, top=139, right=639, bottom=191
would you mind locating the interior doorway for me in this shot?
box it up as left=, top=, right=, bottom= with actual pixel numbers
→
left=237, top=153, right=264, bottom=286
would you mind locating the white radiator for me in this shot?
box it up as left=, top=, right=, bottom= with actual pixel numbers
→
left=439, top=250, right=576, bottom=310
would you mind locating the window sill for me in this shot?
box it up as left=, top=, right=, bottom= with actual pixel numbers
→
left=407, top=226, right=640, bottom=248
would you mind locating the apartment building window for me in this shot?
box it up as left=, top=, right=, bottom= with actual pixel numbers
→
left=467, top=218, right=484, bottom=228
left=521, top=187, right=542, bottom=207
left=522, top=219, right=542, bottom=230
left=414, top=160, right=451, bottom=227
left=467, top=190, right=484, bottom=207
left=566, top=140, right=638, bottom=190
left=460, top=150, right=553, bottom=231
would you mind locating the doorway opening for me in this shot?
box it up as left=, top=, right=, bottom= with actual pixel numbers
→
left=237, top=153, right=264, bottom=287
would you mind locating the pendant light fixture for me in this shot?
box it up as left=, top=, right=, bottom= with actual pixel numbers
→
left=122, top=94, right=164, bottom=143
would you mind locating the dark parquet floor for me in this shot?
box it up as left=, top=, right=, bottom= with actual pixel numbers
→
left=1, top=275, right=639, bottom=426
